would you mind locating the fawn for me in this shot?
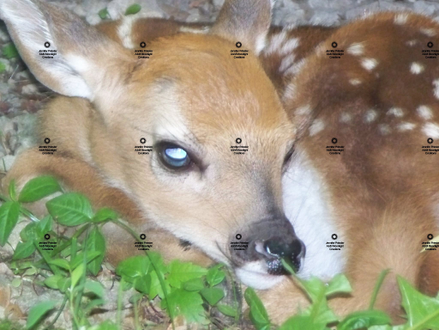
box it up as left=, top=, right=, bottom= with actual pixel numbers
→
left=2, top=0, right=439, bottom=324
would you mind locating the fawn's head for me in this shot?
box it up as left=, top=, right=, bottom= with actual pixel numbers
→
left=0, top=0, right=304, bottom=288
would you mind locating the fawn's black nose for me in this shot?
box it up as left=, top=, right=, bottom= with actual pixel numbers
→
left=262, top=238, right=306, bottom=275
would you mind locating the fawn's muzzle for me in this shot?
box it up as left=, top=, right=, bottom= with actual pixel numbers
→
left=231, top=215, right=305, bottom=275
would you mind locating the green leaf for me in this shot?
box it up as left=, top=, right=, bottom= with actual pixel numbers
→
left=206, top=264, right=225, bottom=287
left=49, top=258, right=70, bottom=271
left=26, top=301, right=57, bottom=329
left=168, top=260, right=207, bottom=289
left=338, top=310, right=392, bottom=330
left=2, top=43, right=19, bottom=59
left=244, top=288, right=270, bottom=330
left=398, top=276, right=439, bottom=329
left=325, top=273, right=352, bottom=296
left=46, top=193, right=93, bottom=226
left=9, top=179, right=17, bottom=201
left=12, top=240, right=36, bottom=260
left=58, top=277, right=71, bottom=293
left=183, top=278, right=205, bottom=292
left=200, top=287, right=224, bottom=306
left=92, top=208, right=117, bottom=223
left=44, top=275, right=64, bottom=289
left=125, top=4, right=141, bottom=15
left=161, top=288, right=206, bottom=323
left=148, top=270, right=170, bottom=299
left=134, top=274, right=150, bottom=295
left=278, top=315, right=322, bottom=330
left=116, top=255, right=152, bottom=280
left=11, top=278, right=22, bottom=287
left=71, top=263, right=85, bottom=289
left=0, top=62, right=6, bottom=73
left=18, top=176, right=61, bottom=203
left=217, top=304, right=238, bottom=318
left=0, top=201, right=20, bottom=246
left=86, top=227, right=106, bottom=275
left=89, top=320, right=118, bottom=330
left=20, top=222, right=38, bottom=242
left=70, top=251, right=101, bottom=270
left=84, top=280, right=104, bottom=298
left=98, top=8, right=109, bottom=20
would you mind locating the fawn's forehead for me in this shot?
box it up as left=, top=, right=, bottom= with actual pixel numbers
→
left=129, top=34, right=294, bottom=144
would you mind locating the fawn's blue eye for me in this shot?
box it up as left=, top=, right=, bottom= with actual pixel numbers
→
left=162, top=146, right=190, bottom=168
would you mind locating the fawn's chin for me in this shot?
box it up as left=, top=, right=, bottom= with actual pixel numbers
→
left=235, top=261, right=287, bottom=290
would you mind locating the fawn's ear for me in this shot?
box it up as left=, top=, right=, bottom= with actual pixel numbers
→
left=0, top=0, right=132, bottom=100
left=210, top=0, right=273, bottom=54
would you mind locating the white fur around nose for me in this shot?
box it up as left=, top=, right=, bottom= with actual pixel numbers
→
left=282, top=148, right=345, bottom=280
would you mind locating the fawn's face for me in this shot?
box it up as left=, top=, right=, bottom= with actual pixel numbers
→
left=1, top=0, right=305, bottom=288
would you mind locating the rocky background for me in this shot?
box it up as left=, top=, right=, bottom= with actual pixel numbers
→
left=0, top=0, right=439, bottom=329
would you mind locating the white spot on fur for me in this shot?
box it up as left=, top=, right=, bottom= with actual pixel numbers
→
left=179, top=26, right=209, bottom=34
left=364, top=109, right=378, bottom=123
left=340, top=112, right=352, bottom=123
left=398, top=122, right=416, bottom=131
left=387, top=107, right=404, bottom=118
left=265, top=30, right=287, bottom=55
left=295, top=104, right=312, bottom=116
left=417, top=105, right=433, bottom=120
left=410, top=62, right=425, bottom=75
left=347, top=42, right=364, bottom=56
left=118, top=16, right=138, bottom=49
left=378, top=124, right=391, bottom=135
left=420, top=28, right=437, bottom=37
left=283, top=148, right=345, bottom=280
left=349, top=78, right=362, bottom=86
left=284, top=58, right=306, bottom=76
left=280, top=37, right=300, bottom=55
left=433, top=80, right=439, bottom=99
left=255, top=33, right=267, bottom=55
left=283, top=83, right=296, bottom=101
left=309, top=119, right=325, bottom=136
left=423, top=122, right=439, bottom=138
left=279, top=53, right=296, bottom=72
left=406, top=40, right=418, bottom=47
left=361, top=58, right=378, bottom=71
left=394, top=13, right=409, bottom=25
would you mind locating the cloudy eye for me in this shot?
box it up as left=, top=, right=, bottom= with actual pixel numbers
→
left=161, top=145, right=191, bottom=169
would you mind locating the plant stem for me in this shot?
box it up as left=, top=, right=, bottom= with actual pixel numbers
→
left=369, top=269, right=390, bottom=310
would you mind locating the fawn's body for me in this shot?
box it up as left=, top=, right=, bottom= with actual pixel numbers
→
left=1, top=0, right=439, bottom=323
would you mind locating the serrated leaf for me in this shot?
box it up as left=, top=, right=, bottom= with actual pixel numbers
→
left=18, top=176, right=61, bottom=203
left=26, top=301, right=57, bottom=329
left=2, top=43, right=19, bottom=59
left=206, top=264, right=225, bottom=287
left=116, top=255, right=152, bottom=280
left=92, top=208, right=117, bottom=223
left=46, top=193, right=92, bottom=226
left=161, top=288, right=206, bottom=323
left=200, top=287, right=224, bottom=306
left=168, top=260, right=207, bottom=289
left=86, top=227, right=106, bottom=275
left=244, top=288, right=270, bottom=330
left=183, top=278, right=205, bottom=292
left=338, top=310, right=392, bottom=330
left=98, top=8, right=109, bottom=20
left=12, top=241, right=35, bottom=260
left=149, top=270, right=170, bottom=299
left=44, top=275, right=64, bottom=289
left=325, top=273, right=352, bottom=296
left=398, top=276, right=439, bottom=329
left=0, top=201, right=20, bottom=246
left=217, top=304, right=238, bottom=318
left=134, top=274, right=150, bottom=294
left=125, top=4, right=141, bottom=15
